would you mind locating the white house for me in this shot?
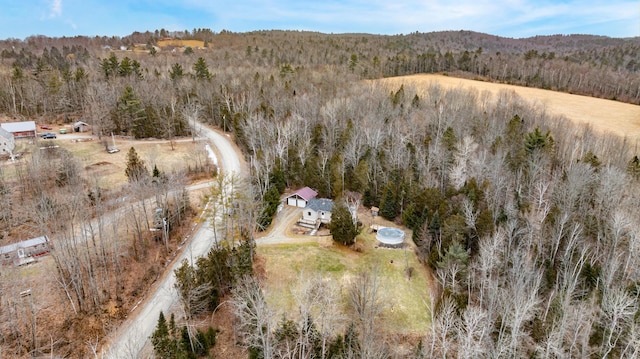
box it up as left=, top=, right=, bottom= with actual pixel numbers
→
left=0, top=127, right=15, bottom=158
left=285, top=187, right=318, bottom=208
left=0, top=236, right=52, bottom=266
left=301, top=198, right=334, bottom=225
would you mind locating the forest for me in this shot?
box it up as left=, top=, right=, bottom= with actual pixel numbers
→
left=0, top=29, right=640, bottom=357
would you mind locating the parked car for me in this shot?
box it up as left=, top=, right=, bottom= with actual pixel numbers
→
left=40, top=132, right=56, bottom=139
left=40, top=125, right=52, bottom=130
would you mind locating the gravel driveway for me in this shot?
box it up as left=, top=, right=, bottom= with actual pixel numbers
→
left=256, top=205, right=326, bottom=246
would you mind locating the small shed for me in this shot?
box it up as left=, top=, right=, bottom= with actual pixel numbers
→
left=0, top=236, right=52, bottom=266
left=286, top=187, right=318, bottom=208
left=73, top=121, right=90, bottom=132
left=371, top=206, right=379, bottom=216
left=0, top=121, right=36, bottom=139
left=302, top=198, right=334, bottom=224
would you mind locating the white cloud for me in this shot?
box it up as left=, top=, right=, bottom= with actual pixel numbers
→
left=49, top=0, right=62, bottom=18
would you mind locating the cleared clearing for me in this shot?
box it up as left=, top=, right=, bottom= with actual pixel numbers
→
left=157, top=39, right=206, bottom=48
left=379, top=74, right=640, bottom=141
left=259, top=230, right=432, bottom=334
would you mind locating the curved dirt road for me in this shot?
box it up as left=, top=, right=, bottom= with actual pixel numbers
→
left=102, top=125, right=243, bottom=358
left=256, top=205, right=327, bottom=246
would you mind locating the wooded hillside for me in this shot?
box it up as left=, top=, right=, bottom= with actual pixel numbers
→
left=1, top=29, right=640, bottom=357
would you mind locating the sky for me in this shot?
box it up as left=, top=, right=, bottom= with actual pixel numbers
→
left=0, top=0, right=638, bottom=40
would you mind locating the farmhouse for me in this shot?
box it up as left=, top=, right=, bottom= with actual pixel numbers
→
left=285, top=186, right=318, bottom=208
left=0, top=127, right=15, bottom=157
left=0, top=121, right=37, bottom=139
left=0, top=236, right=52, bottom=266
left=301, top=198, right=334, bottom=226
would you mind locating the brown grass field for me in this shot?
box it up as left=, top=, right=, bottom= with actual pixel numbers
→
left=157, top=39, right=206, bottom=48
left=65, top=138, right=207, bottom=186
left=378, top=74, right=640, bottom=141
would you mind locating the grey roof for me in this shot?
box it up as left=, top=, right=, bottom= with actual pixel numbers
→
left=1, top=121, right=36, bottom=133
left=0, top=127, right=12, bottom=140
left=0, top=236, right=49, bottom=255
left=306, top=198, right=334, bottom=212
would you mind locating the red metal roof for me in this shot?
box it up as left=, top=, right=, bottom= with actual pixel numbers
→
left=287, top=186, right=318, bottom=201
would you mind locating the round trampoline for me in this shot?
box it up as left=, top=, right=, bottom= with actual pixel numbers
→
left=376, top=227, right=405, bottom=248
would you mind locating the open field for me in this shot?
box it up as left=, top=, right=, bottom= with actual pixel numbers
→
left=258, top=230, right=431, bottom=334
left=3, top=136, right=211, bottom=187
left=66, top=138, right=208, bottom=186
left=157, top=39, right=206, bottom=48
left=378, top=74, right=640, bottom=141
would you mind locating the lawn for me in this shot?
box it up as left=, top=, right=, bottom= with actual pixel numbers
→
left=258, top=230, right=432, bottom=334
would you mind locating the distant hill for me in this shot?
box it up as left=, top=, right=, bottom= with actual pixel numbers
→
left=0, top=29, right=638, bottom=110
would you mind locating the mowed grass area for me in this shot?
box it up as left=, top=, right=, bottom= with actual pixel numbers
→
left=258, top=231, right=431, bottom=334
left=378, top=74, right=640, bottom=141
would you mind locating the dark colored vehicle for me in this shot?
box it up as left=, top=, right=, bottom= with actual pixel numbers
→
left=41, top=132, right=57, bottom=139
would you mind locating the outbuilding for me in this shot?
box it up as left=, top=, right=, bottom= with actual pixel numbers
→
left=73, top=121, right=90, bottom=132
left=0, top=121, right=36, bottom=139
left=285, top=187, right=318, bottom=208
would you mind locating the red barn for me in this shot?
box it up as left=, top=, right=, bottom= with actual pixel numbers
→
left=0, top=121, right=37, bottom=139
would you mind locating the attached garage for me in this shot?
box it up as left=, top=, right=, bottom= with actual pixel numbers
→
left=287, top=196, right=305, bottom=207
left=285, top=187, right=318, bottom=208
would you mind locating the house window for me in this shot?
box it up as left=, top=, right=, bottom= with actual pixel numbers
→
left=308, top=211, right=312, bottom=216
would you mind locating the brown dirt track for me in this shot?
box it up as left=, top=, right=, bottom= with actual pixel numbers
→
left=379, top=74, right=640, bottom=141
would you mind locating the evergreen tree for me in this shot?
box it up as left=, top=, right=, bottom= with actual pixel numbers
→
left=193, top=57, right=211, bottom=80
left=100, top=52, right=119, bottom=78
left=258, top=185, right=281, bottom=230
left=153, top=164, right=161, bottom=178
left=125, top=147, right=148, bottom=182
left=524, top=126, right=553, bottom=154
left=628, top=155, right=640, bottom=180
left=151, top=311, right=178, bottom=359
left=115, top=85, right=145, bottom=135
left=118, top=56, right=133, bottom=77
left=329, top=202, right=359, bottom=245
left=379, top=181, right=399, bottom=220
left=169, top=63, right=184, bottom=81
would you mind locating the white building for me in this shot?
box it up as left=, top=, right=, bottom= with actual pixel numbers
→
left=285, top=187, right=318, bottom=208
left=0, top=127, right=15, bottom=158
left=301, top=198, right=334, bottom=225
